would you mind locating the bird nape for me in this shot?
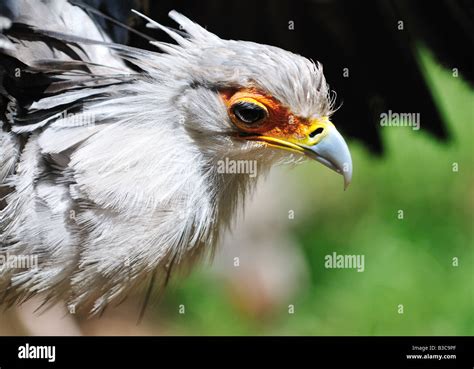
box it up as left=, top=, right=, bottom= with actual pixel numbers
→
left=0, top=0, right=352, bottom=315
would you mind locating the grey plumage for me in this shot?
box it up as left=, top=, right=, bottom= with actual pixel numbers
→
left=0, top=0, right=350, bottom=314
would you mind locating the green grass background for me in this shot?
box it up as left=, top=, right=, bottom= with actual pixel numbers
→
left=152, top=49, right=474, bottom=335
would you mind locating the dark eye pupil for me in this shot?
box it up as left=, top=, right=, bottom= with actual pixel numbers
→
left=232, top=102, right=266, bottom=124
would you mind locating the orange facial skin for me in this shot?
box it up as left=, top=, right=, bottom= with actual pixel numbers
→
left=220, top=87, right=353, bottom=190
left=220, top=88, right=312, bottom=141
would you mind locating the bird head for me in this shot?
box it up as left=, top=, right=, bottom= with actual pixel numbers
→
left=133, top=10, right=352, bottom=188
left=0, top=7, right=354, bottom=314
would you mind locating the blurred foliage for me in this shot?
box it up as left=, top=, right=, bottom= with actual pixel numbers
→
left=153, top=49, right=473, bottom=335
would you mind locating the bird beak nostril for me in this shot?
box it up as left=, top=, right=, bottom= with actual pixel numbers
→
left=309, top=127, right=324, bottom=138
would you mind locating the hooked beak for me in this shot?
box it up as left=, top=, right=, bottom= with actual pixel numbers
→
left=302, top=121, right=352, bottom=190
left=248, top=117, right=353, bottom=189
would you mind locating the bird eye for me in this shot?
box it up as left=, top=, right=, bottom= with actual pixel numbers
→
left=231, top=101, right=267, bottom=125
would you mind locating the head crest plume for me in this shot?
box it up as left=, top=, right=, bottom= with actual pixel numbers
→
left=131, top=10, right=219, bottom=47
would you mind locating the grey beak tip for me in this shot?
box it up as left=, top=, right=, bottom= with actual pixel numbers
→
left=306, top=125, right=353, bottom=190
left=343, top=180, right=350, bottom=191
left=343, top=168, right=352, bottom=191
